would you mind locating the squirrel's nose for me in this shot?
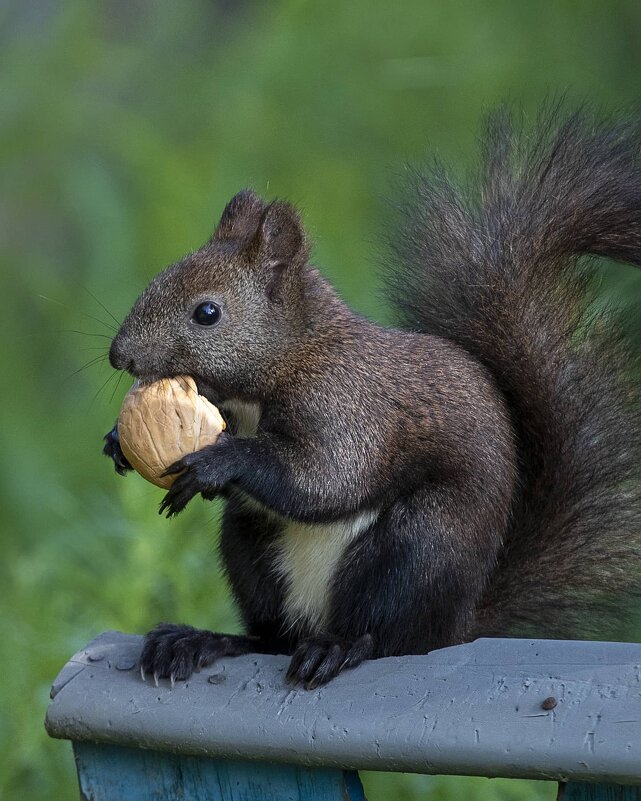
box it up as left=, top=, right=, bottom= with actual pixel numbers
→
left=109, top=337, right=132, bottom=371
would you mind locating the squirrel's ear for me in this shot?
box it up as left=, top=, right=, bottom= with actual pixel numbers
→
left=213, top=190, right=267, bottom=241
left=247, top=201, right=308, bottom=302
left=251, top=200, right=307, bottom=266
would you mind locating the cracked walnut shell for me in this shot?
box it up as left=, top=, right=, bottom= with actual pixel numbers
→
left=117, top=375, right=226, bottom=489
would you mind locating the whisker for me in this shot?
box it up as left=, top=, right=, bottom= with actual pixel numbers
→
left=90, top=371, right=119, bottom=410
left=80, top=311, right=118, bottom=333
left=82, top=286, right=122, bottom=328
left=39, top=294, right=118, bottom=333
left=59, top=329, right=113, bottom=340
left=38, top=294, right=65, bottom=307
left=68, top=354, right=108, bottom=379
left=109, top=370, right=127, bottom=404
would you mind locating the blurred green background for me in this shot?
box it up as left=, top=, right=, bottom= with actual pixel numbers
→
left=3, top=1, right=641, bottom=799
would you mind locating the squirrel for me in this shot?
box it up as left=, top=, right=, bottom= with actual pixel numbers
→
left=104, top=105, right=641, bottom=689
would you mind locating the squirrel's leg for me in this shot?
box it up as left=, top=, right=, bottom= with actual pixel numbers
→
left=141, top=500, right=292, bottom=684
left=218, top=497, right=292, bottom=648
left=286, top=486, right=500, bottom=689
left=159, top=433, right=377, bottom=520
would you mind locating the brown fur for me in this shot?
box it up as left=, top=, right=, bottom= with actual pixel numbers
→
left=106, top=104, right=641, bottom=689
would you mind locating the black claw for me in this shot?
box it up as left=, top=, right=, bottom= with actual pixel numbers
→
left=157, top=445, right=228, bottom=516
left=306, top=644, right=343, bottom=690
left=297, top=645, right=326, bottom=683
left=162, top=459, right=186, bottom=477
left=158, top=469, right=204, bottom=517
left=343, top=633, right=374, bottom=668
left=159, top=483, right=192, bottom=517
left=286, top=635, right=374, bottom=689
left=286, top=646, right=306, bottom=683
left=139, top=624, right=252, bottom=684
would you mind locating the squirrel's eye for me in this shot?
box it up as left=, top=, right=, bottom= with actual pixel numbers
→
left=192, top=301, right=221, bottom=326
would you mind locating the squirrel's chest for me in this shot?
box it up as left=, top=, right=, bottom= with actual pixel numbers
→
left=272, top=511, right=378, bottom=634
left=235, top=492, right=376, bottom=634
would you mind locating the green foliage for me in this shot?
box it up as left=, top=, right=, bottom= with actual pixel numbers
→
left=2, top=1, right=641, bottom=798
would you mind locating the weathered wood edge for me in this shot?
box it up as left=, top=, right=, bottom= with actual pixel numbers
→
left=45, top=631, right=641, bottom=784
left=73, top=742, right=367, bottom=801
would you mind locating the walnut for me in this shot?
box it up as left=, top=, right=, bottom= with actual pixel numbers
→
left=118, top=376, right=226, bottom=489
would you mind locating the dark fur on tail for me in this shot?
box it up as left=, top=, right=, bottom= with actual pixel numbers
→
left=386, top=104, right=641, bottom=639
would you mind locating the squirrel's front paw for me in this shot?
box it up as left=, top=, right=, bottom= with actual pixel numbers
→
left=102, top=424, right=132, bottom=476
left=159, top=440, right=231, bottom=517
left=286, top=633, right=374, bottom=690
left=139, top=623, right=248, bottom=685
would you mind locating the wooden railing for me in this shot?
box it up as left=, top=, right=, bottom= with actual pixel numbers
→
left=45, top=631, right=641, bottom=800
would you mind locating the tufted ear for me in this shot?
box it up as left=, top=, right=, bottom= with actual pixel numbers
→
left=212, top=189, right=267, bottom=241
left=252, top=201, right=307, bottom=265
left=247, top=200, right=308, bottom=301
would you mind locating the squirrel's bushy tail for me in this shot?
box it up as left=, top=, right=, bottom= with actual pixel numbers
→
left=386, top=103, right=641, bottom=639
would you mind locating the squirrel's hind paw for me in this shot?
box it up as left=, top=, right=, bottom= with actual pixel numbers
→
left=139, top=623, right=255, bottom=685
left=286, top=633, right=374, bottom=690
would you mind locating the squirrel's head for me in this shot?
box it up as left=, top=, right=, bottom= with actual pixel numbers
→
left=109, top=190, right=311, bottom=398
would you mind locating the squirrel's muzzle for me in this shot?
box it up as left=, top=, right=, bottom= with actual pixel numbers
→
left=109, top=335, right=133, bottom=372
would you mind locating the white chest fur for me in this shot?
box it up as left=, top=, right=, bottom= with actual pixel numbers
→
left=273, top=509, right=379, bottom=635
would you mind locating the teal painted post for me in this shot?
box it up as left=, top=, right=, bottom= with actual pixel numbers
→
left=562, top=784, right=641, bottom=801
left=73, top=742, right=365, bottom=801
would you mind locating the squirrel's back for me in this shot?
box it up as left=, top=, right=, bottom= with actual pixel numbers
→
left=386, top=103, right=641, bottom=639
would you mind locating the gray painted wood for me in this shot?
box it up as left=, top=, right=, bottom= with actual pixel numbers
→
left=46, top=631, right=641, bottom=783
left=73, top=742, right=365, bottom=801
